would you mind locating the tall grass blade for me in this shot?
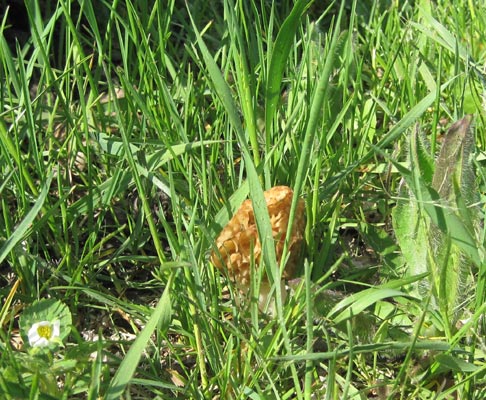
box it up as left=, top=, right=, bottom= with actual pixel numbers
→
left=286, top=1, right=345, bottom=256
left=186, top=3, right=278, bottom=283
left=0, top=173, right=53, bottom=265
left=105, top=273, right=173, bottom=400
left=328, top=288, right=409, bottom=325
left=264, top=0, right=312, bottom=137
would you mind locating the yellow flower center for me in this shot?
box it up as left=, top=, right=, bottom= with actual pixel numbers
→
left=37, top=324, right=52, bottom=339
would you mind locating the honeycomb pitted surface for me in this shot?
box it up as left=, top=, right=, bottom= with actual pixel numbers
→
left=210, top=186, right=306, bottom=287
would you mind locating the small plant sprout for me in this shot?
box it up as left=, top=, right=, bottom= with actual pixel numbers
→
left=27, top=320, right=61, bottom=348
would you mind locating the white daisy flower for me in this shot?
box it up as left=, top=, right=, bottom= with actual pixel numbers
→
left=27, top=320, right=61, bottom=347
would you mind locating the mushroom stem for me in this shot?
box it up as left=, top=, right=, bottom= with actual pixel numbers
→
left=257, top=280, right=287, bottom=316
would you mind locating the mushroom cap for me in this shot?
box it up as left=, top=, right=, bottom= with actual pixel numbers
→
left=210, top=186, right=306, bottom=287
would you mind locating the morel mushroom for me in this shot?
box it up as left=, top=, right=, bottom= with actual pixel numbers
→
left=210, top=186, right=306, bottom=309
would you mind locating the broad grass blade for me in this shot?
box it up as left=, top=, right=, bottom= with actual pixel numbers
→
left=328, top=288, right=410, bottom=325
left=105, top=274, right=173, bottom=400
left=0, top=173, right=53, bottom=265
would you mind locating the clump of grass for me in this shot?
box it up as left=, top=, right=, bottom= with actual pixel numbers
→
left=1, top=0, right=485, bottom=399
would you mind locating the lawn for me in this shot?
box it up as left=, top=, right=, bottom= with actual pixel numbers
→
left=1, top=0, right=486, bottom=399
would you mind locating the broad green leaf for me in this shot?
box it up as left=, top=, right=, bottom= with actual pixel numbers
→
left=391, top=116, right=481, bottom=329
left=19, top=298, right=72, bottom=346
left=410, top=125, right=435, bottom=186
left=392, top=190, right=429, bottom=280
left=96, top=132, right=139, bottom=157
left=431, top=116, right=475, bottom=203
left=412, top=10, right=484, bottom=82
left=429, top=115, right=479, bottom=324
left=392, top=125, right=433, bottom=296
left=358, top=222, right=403, bottom=270
left=412, top=13, right=469, bottom=63
left=434, top=354, right=479, bottom=373
left=391, top=155, right=480, bottom=266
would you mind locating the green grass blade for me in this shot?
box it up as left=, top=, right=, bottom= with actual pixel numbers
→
left=328, top=287, right=410, bottom=325
left=375, top=77, right=456, bottom=152
left=223, top=0, right=260, bottom=167
left=186, top=4, right=278, bottom=281
left=186, top=17, right=245, bottom=145
left=87, top=336, right=104, bottom=400
left=286, top=1, right=345, bottom=258
left=0, top=118, right=38, bottom=197
left=264, top=0, right=312, bottom=137
left=275, top=340, right=453, bottom=362
left=104, top=273, right=173, bottom=400
left=0, top=173, right=53, bottom=265
left=1, top=0, right=485, bottom=397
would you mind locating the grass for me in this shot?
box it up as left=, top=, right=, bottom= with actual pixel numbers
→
left=1, top=0, right=485, bottom=398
